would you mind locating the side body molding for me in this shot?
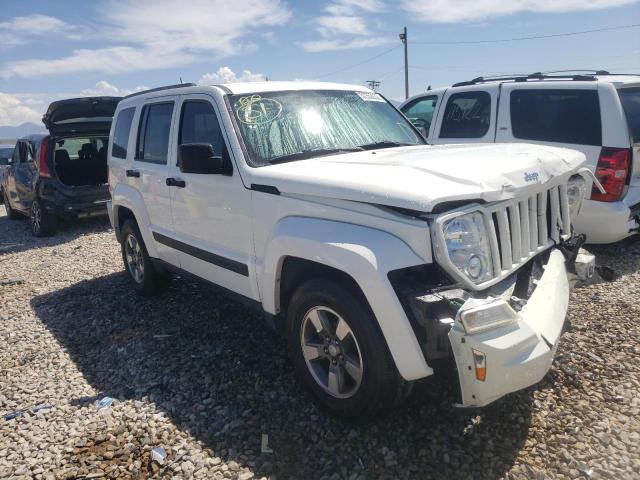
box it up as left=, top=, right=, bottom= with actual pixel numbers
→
left=260, top=216, right=433, bottom=381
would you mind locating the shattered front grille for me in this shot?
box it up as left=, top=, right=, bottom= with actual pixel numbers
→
left=486, top=184, right=571, bottom=275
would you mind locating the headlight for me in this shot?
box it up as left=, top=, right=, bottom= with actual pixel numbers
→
left=567, top=174, right=587, bottom=222
left=443, top=212, right=493, bottom=284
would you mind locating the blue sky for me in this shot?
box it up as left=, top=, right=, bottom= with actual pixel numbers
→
left=1, top=0, right=639, bottom=126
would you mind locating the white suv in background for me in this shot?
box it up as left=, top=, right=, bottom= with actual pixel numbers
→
left=108, top=81, right=594, bottom=419
left=401, top=71, right=640, bottom=244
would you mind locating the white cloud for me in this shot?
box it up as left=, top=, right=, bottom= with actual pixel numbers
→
left=2, top=0, right=291, bottom=78
left=0, top=81, right=149, bottom=127
left=0, top=92, right=43, bottom=126
left=198, top=67, right=266, bottom=85
left=0, top=14, right=77, bottom=48
left=2, top=46, right=195, bottom=79
left=80, top=80, right=149, bottom=97
left=401, top=0, right=638, bottom=23
left=302, top=0, right=386, bottom=52
left=301, top=37, right=388, bottom=53
left=316, top=16, right=370, bottom=37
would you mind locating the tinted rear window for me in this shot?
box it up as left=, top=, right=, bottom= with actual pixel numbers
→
left=510, top=89, right=602, bottom=146
left=440, top=91, right=491, bottom=138
left=618, top=87, right=640, bottom=142
left=137, top=102, right=174, bottom=164
left=112, top=107, right=135, bottom=159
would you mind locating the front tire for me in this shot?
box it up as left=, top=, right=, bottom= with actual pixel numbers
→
left=30, top=199, right=57, bottom=236
left=287, top=278, right=405, bottom=420
left=120, top=219, right=169, bottom=296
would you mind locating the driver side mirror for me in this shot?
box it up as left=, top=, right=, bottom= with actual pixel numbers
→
left=415, top=125, right=428, bottom=139
left=178, top=143, right=224, bottom=174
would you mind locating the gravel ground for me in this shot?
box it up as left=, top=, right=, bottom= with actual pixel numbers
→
left=0, top=204, right=639, bottom=480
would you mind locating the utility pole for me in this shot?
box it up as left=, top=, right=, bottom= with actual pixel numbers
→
left=366, top=80, right=381, bottom=91
left=399, top=26, right=408, bottom=99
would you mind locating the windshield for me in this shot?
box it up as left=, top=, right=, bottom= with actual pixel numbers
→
left=230, top=90, right=425, bottom=165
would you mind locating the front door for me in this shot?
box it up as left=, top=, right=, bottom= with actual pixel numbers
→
left=166, top=94, right=256, bottom=300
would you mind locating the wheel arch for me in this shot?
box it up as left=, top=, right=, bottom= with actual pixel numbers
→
left=111, top=184, right=157, bottom=257
left=261, top=216, right=433, bottom=381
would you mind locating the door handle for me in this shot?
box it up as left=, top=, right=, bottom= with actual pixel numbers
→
left=166, top=177, right=186, bottom=188
left=126, top=169, right=140, bottom=178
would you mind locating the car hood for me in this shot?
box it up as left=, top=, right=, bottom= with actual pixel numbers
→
left=248, top=143, right=587, bottom=212
left=42, top=96, right=121, bottom=135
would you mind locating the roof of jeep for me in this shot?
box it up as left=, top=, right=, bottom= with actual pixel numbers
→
left=220, top=81, right=372, bottom=95
left=119, top=81, right=374, bottom=104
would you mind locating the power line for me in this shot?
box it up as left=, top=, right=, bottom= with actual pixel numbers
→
left=412, top=23, right=640, bottom=45
left=312, top=44, right=400, bottom=79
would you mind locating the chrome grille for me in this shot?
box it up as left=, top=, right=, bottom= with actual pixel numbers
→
left=486, top=184, right=571, bottom=275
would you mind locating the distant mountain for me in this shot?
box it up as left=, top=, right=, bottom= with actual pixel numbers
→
left=0, top=122, right=46, bottom=142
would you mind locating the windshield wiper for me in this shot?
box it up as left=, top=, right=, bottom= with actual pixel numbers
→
left=356, top=140, right=411, bottom=150
left=268, top=147, right=364, bottom=165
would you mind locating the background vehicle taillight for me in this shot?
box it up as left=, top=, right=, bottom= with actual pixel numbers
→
left=590, top=147, right=630, bottom=202
left=38, top=136, right=52, bottom=177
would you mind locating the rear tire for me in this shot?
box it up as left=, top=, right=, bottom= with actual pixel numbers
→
left=2, top=190, right=22, bottom=220
left=30, top=199, right=57, bottom=236
left=120, top=219, right=169, bottom=296
left=287, top=278, right=405, bottom=420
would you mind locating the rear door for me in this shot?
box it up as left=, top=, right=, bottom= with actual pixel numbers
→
left=131, top=97, right=180, bottom=266
left=495, top=83, right=603, bottom=171
left=430, top=85, right=497, bottom=145
left=43, top=96, right=121, bottom=136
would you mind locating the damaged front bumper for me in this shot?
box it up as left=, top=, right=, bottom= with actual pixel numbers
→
left=448, top=243, right=594, bottom=407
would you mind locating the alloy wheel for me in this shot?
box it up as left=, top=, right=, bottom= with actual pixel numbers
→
left=31, top=202, right=41, bottom=233
left=124, top=234, right=145, bottom=284
left=300, top=306, right=364, bottom=399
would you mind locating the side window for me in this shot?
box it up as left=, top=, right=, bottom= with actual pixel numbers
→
left=112, top=107, right=135, bottom=159
left=178, top=100, right=224, bottom=156
left=137, top=102, right=174, bottom=164
left=401, top=95, right=438, bottom=128
left=510, top=89, right=602, bottom=146
left=440, top=91, right=491, bottom=138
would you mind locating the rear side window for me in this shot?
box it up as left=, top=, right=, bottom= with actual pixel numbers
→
left=440, top=91, right=491, bottom=138
left=179, top=101, right=224, bottom=156
left=137, top=102, right=174, bottom=164
left=618, top=88, right=640, bottom=142
left=510, top=89, right=602, bottom=146
left=112, top=107, right=135, bottom=159
left=401, top=95, right=438, bottom=128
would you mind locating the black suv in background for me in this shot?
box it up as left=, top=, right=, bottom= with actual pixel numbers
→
left=2, top=96, right=120, bottom=236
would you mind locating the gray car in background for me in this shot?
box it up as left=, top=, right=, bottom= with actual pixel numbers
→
left=0, top=143, right=16, bottom=202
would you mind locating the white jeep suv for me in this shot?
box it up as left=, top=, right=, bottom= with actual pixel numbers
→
left=108, top=81, right=594, bottom=419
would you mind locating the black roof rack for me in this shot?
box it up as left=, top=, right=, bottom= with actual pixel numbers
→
left=123, top=83, right=196, bottom=99
left=450, top=70, right=623, bottom=87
